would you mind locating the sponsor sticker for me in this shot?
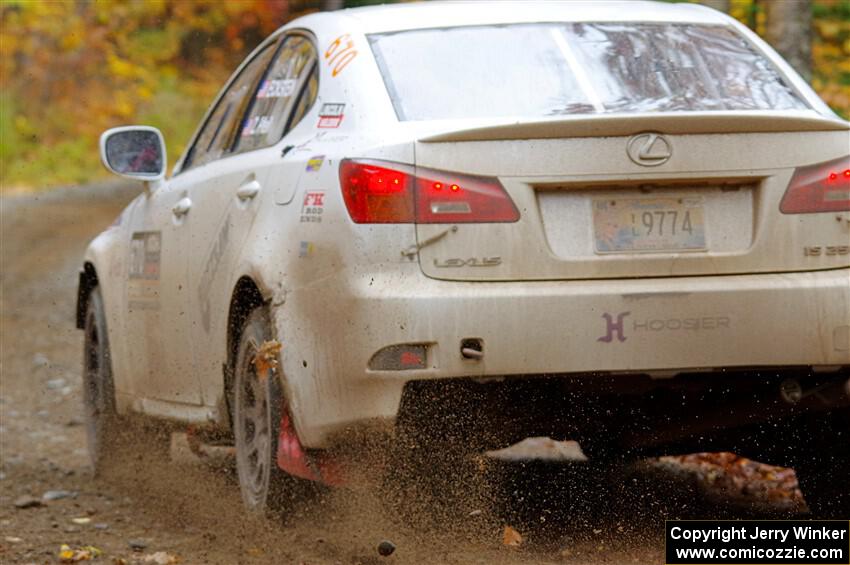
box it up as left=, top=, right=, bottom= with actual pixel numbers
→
left=129, top=232, right=160, bottom=280
left=128, top=231, right=161, bottom=310
left=298, top=241, right=314, bottom=258
left=596, top=311, right=731, bottom=343
left=317, top=103, right=344, bottom=129
left=256, top=78, right=296, bottom=99
left=242, top=115, right=273, bottom=137
left=300, top=191, right=325, bottom=223
left=306, top=155, right=325, bottom=172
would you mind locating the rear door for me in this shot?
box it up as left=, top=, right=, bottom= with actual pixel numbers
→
left=185, top=34, right=319, bottom=406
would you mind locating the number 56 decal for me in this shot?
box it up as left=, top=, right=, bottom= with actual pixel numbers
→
left=325, top=34, right=357, bottom=77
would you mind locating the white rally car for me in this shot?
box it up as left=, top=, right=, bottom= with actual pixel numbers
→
left=80, top=1, right=850, bottom=516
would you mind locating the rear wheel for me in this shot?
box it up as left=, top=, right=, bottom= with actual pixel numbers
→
left=82, top=286, right=117, bottom=474
left=233, top=306, right=293, bottom=515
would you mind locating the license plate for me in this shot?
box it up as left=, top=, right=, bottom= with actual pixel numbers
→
left=593, top=196, right=707, bottom=253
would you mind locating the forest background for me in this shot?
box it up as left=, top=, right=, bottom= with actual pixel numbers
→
left=1, top=0, right=848, bottom=192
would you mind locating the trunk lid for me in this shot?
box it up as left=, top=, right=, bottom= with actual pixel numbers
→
left=413, top=114, right=850, bottom=281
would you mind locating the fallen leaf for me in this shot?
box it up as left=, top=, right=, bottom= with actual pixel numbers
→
left=142, top=551, right=179, bottom=565
left=503, top=525, right=522, bottom=547
left=253, top=340, right=282, bottom=380
left=59, top=545, right=75, bottom=561
left=58, top=544, right=102, bottom=562
left=71, top=517, right=91, bottom=525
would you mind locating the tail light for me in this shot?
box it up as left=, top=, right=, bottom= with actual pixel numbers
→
left=339, top=159, right=519, bottom=223
left=779, top=156, right=850, bottom=214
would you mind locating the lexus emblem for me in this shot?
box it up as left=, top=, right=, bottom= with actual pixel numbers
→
left=626, top=132, right=672, bottom=166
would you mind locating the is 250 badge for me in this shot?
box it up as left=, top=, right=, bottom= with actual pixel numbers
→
left=803, top=245, right=850, bottom=256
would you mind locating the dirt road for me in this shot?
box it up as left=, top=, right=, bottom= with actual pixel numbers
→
left=0, top=184, right=806, bottom=564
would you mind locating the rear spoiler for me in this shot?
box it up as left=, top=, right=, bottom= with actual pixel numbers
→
left=418, top=111, right=850, bottom=143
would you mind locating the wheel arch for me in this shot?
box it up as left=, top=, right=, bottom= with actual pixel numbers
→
left=224, top=276, right=268, bottom=426
left=76, top=262, right=100, bottom=329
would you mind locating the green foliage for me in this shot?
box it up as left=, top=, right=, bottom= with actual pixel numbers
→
left=813, top=0, right=850, bottom=19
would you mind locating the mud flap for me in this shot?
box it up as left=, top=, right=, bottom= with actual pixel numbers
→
left=276, top=410, right=345, bottom=486
left=254, top=339, right=345, bottom=486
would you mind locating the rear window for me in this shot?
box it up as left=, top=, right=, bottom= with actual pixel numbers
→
left=369, top=23, right=809, bottom=121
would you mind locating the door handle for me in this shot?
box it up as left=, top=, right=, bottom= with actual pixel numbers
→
left=236, top=180, right=261, bottom=201
left=172, top=197, right=192, bottom=217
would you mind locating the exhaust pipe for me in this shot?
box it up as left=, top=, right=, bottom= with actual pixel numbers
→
left=779, top=375, right=850, bottom=406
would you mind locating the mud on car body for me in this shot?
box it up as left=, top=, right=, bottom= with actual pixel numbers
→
left=78, top=1, right=850, bottom=517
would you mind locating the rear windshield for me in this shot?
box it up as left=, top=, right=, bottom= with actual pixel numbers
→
left=368, top=23, right=809, bottom=121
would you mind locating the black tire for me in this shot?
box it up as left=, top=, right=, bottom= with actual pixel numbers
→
left=82, top=286, right=117, bottom=474
left=233, top=306, right=294, bottom=515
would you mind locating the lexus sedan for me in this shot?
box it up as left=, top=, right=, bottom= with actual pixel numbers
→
left=79, top=0, right=850, bottom=517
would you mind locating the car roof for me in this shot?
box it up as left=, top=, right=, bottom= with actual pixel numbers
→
left=324, top=1, right=729, bottom=35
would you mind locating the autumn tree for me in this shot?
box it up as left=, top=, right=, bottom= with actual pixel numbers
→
left=764, top=0, right=813, bottom=80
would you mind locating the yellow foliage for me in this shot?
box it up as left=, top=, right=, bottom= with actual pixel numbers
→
left=815, top=19, right=843, bottom=39
left=14, top=115, right=34, bottom=137
left=114, top=92, right=136, bottom=119
left=137, top=85, right=154, bottom=100
left=107, top=53, right=140, bottom=80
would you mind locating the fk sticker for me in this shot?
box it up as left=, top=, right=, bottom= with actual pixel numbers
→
left=300, top=191, right=326, bottom=223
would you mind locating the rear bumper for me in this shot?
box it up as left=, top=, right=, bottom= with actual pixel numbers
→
left=281, top=267, right=850, bottom=447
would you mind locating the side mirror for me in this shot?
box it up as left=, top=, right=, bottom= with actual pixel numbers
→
left=99, top=126, right=166, bottom=181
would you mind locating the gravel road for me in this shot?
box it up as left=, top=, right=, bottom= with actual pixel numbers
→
left=0, top=183, right=807, bottom=564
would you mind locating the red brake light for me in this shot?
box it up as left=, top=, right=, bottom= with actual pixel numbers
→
left=780, top=157, right=850, bottom=214
left=339, top=160, right=415, bottom=223
left=339, top=159, right=519, bottom=224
